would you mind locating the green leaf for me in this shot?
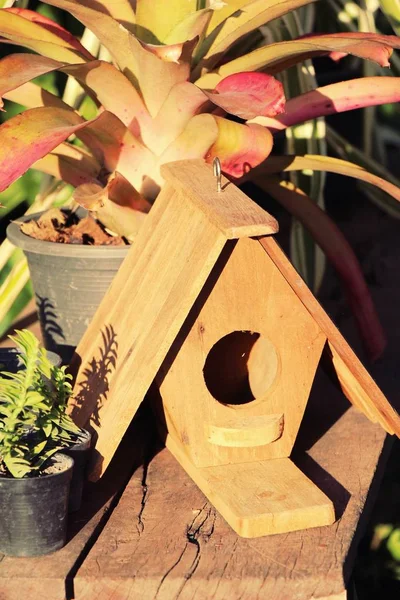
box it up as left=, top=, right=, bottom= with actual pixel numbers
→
left=387, top=528, right=400, bottom=561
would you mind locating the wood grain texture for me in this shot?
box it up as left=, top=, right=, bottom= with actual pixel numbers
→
left=166, top=434, right=335, bottom=537
left=260, top=236, right=400, bottom=436
left=161, top=160, right=279, bottom=239
left=73, top=388, right=390, bottom=600
left=156, top=237, right=327, bottom=467
left=69, top=181, right=227, bottom=480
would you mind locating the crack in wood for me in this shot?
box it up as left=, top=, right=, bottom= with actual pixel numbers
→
left=136, top=445, right=154, bottom=536
left=136, top=479, right=148, bottom=536
left=154, top=503, right=217, bottom=599
left=154, top=543, right=189, bottom=598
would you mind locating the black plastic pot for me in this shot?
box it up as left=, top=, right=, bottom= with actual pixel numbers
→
left=61, top=429, right=92, bottom=512
left=0, top=453, right=74, bottom=556
left=7, top=212, right=129, bottom=364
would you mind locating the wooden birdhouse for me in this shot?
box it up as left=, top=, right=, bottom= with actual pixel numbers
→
left=69, top=160, right=400, bottom=539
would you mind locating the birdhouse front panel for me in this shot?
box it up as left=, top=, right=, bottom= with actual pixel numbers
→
left=155, top=235, right=327, bottom=468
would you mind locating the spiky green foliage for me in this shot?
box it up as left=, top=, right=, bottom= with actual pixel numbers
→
left=0, top=329, right=81, bottom=478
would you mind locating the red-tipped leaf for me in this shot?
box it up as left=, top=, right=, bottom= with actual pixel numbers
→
left=250, top=78, right=400, bottom=131
left=0, top=53, right=66, bottom=109
left=206, top=117, right=274, bottom=179
left=0, top=107, right=92, bottom=191
left=203, top=72, right=286, bottom=120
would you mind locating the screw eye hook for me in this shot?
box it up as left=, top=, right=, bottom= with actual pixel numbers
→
left=213, top=157, right=222, bottom=193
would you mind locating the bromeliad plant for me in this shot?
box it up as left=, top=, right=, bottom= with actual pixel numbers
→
left=0, top=329, right=81, bottom=477
left=1, top=0, right=400, bottom=359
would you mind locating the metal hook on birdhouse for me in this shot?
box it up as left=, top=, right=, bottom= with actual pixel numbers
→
left=213, top=157, right=222, bottom=193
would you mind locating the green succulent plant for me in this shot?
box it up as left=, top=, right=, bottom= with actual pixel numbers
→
left=0, top=329, right=81, bottom=478
left=1, top=0, right=400, bottom=360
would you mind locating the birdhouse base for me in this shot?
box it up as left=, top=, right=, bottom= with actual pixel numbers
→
left=167, top=435, right=335, bottom=538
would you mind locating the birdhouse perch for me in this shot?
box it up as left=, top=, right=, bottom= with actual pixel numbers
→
left=69, top=160, right=400, bottom=538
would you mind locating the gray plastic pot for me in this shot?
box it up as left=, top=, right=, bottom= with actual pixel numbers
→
left=7, top=212, right=129, bottom=364
left=0, top=453, right=74, bottom=557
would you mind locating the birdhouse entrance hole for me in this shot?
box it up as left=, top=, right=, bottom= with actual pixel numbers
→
left=203, top=331, right=278, bottom=406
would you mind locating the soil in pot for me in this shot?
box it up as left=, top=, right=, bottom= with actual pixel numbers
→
left=19, top=208, right=127, bottom=246
left=0, top=453, right=74, bottom=557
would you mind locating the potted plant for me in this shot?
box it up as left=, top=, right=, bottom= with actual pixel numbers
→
left=1, top=0, right=400, bottom=363
left=0, top=329, right=90, bottom=556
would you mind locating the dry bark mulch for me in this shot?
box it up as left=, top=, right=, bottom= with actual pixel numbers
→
left=19, top=208, right=127, bottom=246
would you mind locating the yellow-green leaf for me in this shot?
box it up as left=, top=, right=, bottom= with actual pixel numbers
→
left=258, top=154, right=400, bottom=202
left=195, top=0, right=316, bottom=74
left=135, top=0, right=198, bottom=43
left=0, top=8, right=89, bottom=63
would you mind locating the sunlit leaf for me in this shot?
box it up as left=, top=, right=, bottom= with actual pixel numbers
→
left=250, top=78, right=400, bottom=132
left=195, top=0, right=317, bottom=71
left=0, top=54, right=65, bottom=109
left=63, top=60, right=149, bottom=134
left=203, top=71, right=286, bottom=119
left=206, top=117, right=274, bottom=178
left=164, top=8, right=213, bottom=44
left=130, top=36, right=197, bottom=117
left=256, top=154, right=400, bottom=202
left=78, top=111, right=156, bottom=193
left=135, top=0, right=198, bottom=43
left=5, top=7, right=94, bottom=58
left=0, top=107, right=90, bottom=191
left=41, top=0, right=140, bottom=83
left=147, top=113, right=219, bottom=198
left=140, top=82, right=207, bottom=154
left=0, top=8, right=89, bottom=63
left=3, top=81, right=71, bottom=111
left=33, top=143, right=101, bottom=187
left=196, top=33, right=400, bottom=87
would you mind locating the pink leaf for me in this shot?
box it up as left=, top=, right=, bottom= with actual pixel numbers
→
left=298, top=32, right=400, bottom=68
left=78, top=111, right=156, bottom=193
left=204, top=72, right=286, bottom=120
left=0, top=53, right=65, bottom=109
left=0, top=107, right=92, bottom=191
left=250, top=77, right=400, bottom=131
